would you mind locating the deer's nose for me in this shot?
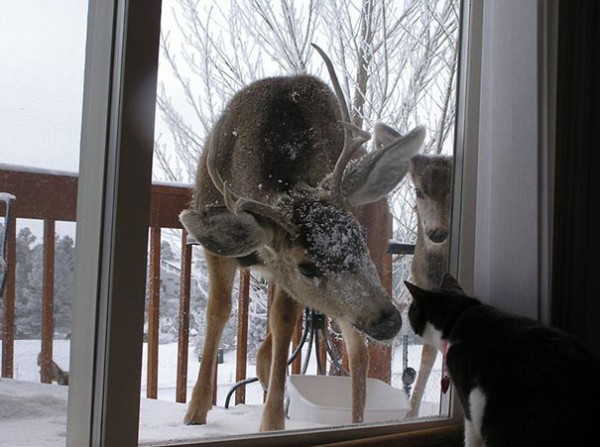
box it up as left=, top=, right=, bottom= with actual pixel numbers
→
left=427, top=229, right=448, bottom=244
left=364, top=307, right=402, bottom=341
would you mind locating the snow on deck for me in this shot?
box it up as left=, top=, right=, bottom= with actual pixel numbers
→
left=0, top=340, right=441, bottom=446
left=0, top=379, right=324, bottom=446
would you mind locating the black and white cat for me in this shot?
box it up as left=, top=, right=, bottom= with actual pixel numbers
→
left=405, top=273, right=600, bottom=447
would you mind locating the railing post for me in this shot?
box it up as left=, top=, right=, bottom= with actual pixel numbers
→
left=317, top=318, right=328, bottom=375
left=367, top=206, right=394, bottom=383
left=41, top=219, right=55, bottom=384
left=147, top=226, right=161, bottom=398
left=176, top=230, right=192, bottom=403
left=212, top=361, right=218, bottom=405
left=1, top=217, right=16, bottom=378
left=235, top=269, right=250, bottom=405
left=291, top=312, right=303, bottom=374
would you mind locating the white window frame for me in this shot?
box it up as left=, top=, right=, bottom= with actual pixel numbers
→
left=67, top=0, right=161, bottom=445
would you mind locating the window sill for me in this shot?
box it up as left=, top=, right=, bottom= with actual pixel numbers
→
left=145, top=419, right=464, bottom=447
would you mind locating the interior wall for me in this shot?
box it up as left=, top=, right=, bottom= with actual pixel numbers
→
left=551, top=0, right=600, bottom=360
left=473, top=0, right=548, bottom=319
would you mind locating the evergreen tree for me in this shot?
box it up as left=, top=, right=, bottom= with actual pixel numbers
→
left=15, top=228, right=40, bottom=338
left=54, top=235, right=74, bottom=338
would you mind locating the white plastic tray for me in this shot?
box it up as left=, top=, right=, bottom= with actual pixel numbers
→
left=287, top=374, right=410, bottom=425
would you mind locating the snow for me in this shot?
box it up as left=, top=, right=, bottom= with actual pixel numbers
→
left=0, top=193, right=16, bottom=203
left=0, top=380, right=68, bottom=447
left=292, top=199, right=366, bottom=273
left=0, top=340, right=442, bottom=446
left=0, top=379, right=325, bottom=447
left=0, top=163, right=78, bottom=178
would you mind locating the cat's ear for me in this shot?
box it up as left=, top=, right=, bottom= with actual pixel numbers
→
left=439, top=273, right=466, bottom=295
left=404, top=281, right=427, bottom=301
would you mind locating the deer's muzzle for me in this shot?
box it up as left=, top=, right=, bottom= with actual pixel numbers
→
left=359, top=306, right=402, bottom=341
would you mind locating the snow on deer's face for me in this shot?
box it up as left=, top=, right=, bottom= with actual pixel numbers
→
left=257, top=197, right=401, bottom=342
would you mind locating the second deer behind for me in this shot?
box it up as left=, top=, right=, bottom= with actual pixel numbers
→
left=405, top=154, right=453, bottom=417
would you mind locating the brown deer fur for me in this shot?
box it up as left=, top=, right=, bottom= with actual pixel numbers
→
left=37, top=353, right=69, bottom=386
left=180, top=48, right=425, bottom=430
left=405, top=154, right=452, bottom=418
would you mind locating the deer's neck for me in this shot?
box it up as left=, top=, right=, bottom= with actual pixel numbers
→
left=411, top=225, right=449, bottom=290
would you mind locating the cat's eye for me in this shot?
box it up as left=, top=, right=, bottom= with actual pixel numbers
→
left=298, top=262, right=323, bottom=278
left=415, top=187, right=424, bottom=199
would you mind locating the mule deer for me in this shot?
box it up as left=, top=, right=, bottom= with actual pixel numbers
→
left=404, top=154, right=453, bottom=418
left=179, top=45, right=425, bottom=431
left=37, top=353, right=69, bottom=386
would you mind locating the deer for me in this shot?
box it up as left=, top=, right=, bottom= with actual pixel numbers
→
left=37, top=353, right=69, bottom=386
left=179, top=45, right=425, bottom=431
left=403, top=154, right=453, bottom=418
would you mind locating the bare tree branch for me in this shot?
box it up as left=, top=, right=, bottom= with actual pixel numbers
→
left=154, top=0, right=460, bottom=272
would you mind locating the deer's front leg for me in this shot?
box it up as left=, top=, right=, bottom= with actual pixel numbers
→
left=407, top=343, right=437, bottom=418
left=256, top=331, right=272, bottom=391
left=259, top=288, right=302, bottom=432
left=338, top=320, right=369, bottom=423
left=184, top=252, right=237, bottom=425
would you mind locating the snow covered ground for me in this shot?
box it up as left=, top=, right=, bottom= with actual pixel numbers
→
left=0, top=340, right=442, bottom=446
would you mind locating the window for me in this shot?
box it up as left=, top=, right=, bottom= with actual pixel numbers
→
left=141, top=0, right=464, bottom=445
left=0, top=1, right=87, bottom=445
left=2, top=0, right=563, bottom=446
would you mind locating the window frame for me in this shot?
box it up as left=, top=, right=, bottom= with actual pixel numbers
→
left=67, top=0, right=482, bottom=445
left=66, top=0, right=162, bottom=445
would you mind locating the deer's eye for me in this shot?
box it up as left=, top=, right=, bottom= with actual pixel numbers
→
left=414, top=188, right=423, bottom=199
left=298, top=263, right=323, bottom=278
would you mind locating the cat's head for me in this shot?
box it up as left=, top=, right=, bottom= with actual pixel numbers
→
left=405, top=273, right=480, bottom=349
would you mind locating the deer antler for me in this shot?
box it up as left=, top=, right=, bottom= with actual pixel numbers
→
left=206, top=116, right=297, bottom=237
left=206, top=116, right=227, bottom=198
left=311, top=43, right=371, bottom=204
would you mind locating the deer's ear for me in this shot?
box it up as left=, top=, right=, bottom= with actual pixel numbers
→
left=179, top=209, right=274, bottom=257
left=343, top=125, right=425, bottom=207
left=373, top=122, right=402, bottom=149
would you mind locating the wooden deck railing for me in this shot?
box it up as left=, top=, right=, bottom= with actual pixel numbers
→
left=0, top=165, right=393, bottom=405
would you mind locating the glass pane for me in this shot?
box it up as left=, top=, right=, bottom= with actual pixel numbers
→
left=141, top=0, right=460, bottom=443
left=0, top=0, right=88, bottom=445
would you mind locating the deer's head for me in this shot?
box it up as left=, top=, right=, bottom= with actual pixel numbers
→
left=409, top=155, right=453, bottom=246
left=206, top=127, right=423, bottom=341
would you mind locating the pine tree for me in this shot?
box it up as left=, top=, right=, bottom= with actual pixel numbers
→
left=54, top=235, right=74, bottom=338
left=15, top=228, right=40, bottom=338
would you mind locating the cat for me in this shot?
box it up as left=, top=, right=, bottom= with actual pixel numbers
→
left=405, top=273, right=600, bottom=447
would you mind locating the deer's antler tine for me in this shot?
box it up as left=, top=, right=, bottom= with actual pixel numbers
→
left=236, top=197, right=298, bottom=239
left=207, top=117, right=296, bottom=236
left=206, top=116, right=227, bottom=198
left=340, top=121, right=371, bottom=141
left=221, top=180, right=240, bottom=212
left=207, top=119, right=247, bottom=215
left=330, top=132, right=370, bottom=203
left=311, top=43, right=351, bottom=124
left=312, top=43, right=372, bottom=204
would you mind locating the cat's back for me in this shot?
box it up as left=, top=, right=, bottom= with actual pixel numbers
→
left=452, top=303, right=598, bottom=370
left=449, top=304, right=600, bottom=446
